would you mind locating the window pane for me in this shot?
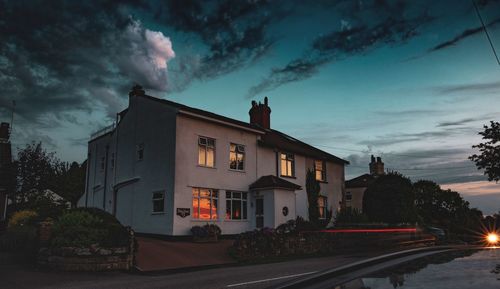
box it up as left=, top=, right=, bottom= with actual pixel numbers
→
left=199, top=137, right=207, bottom=145
left=192, top=188, right=199, bottom=197
left=206, top=147, right=214, bottom=167
left=237, top=153, right=244, bottom=170
left=281, top=159, right=287, bottom=175
left=226, top=191, right=231, bottom=199
left=207, top=138, right=215, bottom=147
left=211, top=199, right=218, bottom=219
left=200, top=189, right=210, bottom=197
left=153, top=200, right=164, bottom=212
left=243, top=201, right=247, bottom=219
left=230, top=143, right=236, bottom=152
left=316, top=170, right=322, bottom=181
left=287, top=161, right=292, bottom=176
left=281, top=153, right=286, bottom=160
left=232, top=200, right=241, bottom=220
left=192, top=198, right=199, bottom=219
left=199, top=198, right=211, bottom=219
left=212, top=190, right=218, bottom=198
left=226, top=200, right=231, bottom=220
left=315, top=161, right=322, bottom=170
left=153, top=192, right=163, bottom=199
left=233, top=192, right=241, bottom=199
left=242, top=192, right=247, bottom=200
left=198, top=145, right=206, bottom=165
left=229, top=151, right=237, bottom=169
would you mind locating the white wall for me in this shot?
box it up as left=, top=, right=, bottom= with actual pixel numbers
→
left=173, top=114, right=261, bottom=235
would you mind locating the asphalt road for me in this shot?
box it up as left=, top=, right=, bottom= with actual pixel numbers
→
left=1, top=253, right=372, bottom=289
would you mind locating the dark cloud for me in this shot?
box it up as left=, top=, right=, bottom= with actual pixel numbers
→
left=428, top=17, right=500, bottom=53
left=247, top=1, right=433, bottom=97
left=435, top=80, right=500, bottom=95
left=156, top=0, right=288, bottom=91
left=0, top=0, right=175, bottom=127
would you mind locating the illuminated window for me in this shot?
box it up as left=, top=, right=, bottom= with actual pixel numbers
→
left=318, top=196, right=327, bottom=219
left=229, top=143, right=245, bottom=171
left=315, top=160, right=326, bottom=181
left=137, top=143, right=144, bottom=161
left=280, top=153, right=295, bottom=177
left=152, top=191, right=165, bottom=213
left=192, top=188, right=218, bottom=220
left=198, top=137, right=215, bottom=167
left=225, top=191, right=247, bottom=220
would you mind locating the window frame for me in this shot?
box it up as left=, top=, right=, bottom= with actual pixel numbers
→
left=229, top=143, right=245, bottom=171
left=225, top=191, right=248, bottom=221
left=314, top=160, right=327, bottom=182
left=318, top=196, right=327, bottom=220
left=198, top=136, right=216, bottom=168
left=152, top=191, right=165, bottom=214
left=280, top=152, right=295, bottom=177
left=192, top=188, right=219, bottom=220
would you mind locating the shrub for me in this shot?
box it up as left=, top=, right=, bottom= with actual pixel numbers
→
left=51, top=209, right=129, bottom=248
left=335, top=207, right=370, bottom=225
left=8, top=210, right=39, bottom=228
left=191, top=224, right=222, bottom=239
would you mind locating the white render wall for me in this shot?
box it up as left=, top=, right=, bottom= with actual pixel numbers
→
left=173, top=114, right=261, bottom=235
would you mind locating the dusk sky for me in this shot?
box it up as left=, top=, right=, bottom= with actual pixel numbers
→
left=1, top=0, right=499, bottom=214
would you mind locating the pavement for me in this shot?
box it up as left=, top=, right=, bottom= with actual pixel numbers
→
left=135, top=237, right=236, bottom=271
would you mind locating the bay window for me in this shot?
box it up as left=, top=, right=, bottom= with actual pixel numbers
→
left=225, top=191, right=247, bottom=220
left=192, top=188, right=218, bottom=220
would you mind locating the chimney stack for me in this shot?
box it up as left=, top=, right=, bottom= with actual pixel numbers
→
left=249, top=97, right=271, bottom=129
left=369, top=155, right=384, bottom=176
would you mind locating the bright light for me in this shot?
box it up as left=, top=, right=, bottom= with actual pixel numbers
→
left=487, top=233, right=498, bottom=244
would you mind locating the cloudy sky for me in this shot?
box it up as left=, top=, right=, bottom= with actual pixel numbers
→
left=1, top=0, right=499, bottom=214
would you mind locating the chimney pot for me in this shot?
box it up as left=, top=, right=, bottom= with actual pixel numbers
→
left=249, top=97, right=271, bottom=129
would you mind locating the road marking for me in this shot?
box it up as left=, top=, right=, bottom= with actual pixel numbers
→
left=226, top=271, right=318, bottom=287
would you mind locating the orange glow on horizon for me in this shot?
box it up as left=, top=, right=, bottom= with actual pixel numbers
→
left=487, top=233, right=498, bottom=244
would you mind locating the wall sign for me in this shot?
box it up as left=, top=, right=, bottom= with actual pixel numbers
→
left=282, top=206, right=289, bottom=216
left=177, top=208, right=190, bottom=218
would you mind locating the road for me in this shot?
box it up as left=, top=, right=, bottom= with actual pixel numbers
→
left=2, top=253, right=373, bottom=289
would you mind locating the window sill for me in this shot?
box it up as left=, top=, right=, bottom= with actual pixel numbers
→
left=317, top=180, right=328, bottom=184
left=191, top=219, right=220, bottom=222
left=197, top=165, right=217, bottom=169
left=151, top=212, right=165, bottom=215
left=228, top=169, right=246, bottom=173
left=280, top=175, right=296, bottom=179
left=224, top=219, right=249, bottom=222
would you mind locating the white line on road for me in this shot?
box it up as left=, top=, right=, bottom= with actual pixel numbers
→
left=226, top=271, right=318, bottom=287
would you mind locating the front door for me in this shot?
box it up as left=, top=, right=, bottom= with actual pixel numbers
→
left=255, top=197, right=264, bottom=228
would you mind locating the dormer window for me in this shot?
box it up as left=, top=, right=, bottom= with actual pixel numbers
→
left=280, top=153, right=295, bottom=177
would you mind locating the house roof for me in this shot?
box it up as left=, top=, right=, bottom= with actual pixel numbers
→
left=345, top=173, right=377, bottom=188
left=249, top=175, right=302, bottom=191
left=113, top=92, right=348, bottom=165
left=259, top=130, right=349, bottom=165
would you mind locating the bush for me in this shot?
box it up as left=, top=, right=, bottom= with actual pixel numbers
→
left=335, top=207, right=370, bottom=225
left=191, top=224, right=221, bottom=239
left=50, top=209, right=129, bottom=248
left=8, top=210, right=39, bottom=228
left=276, top=217, right=320, bottom=234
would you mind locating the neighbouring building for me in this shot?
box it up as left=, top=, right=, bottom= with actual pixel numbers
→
left=0, top=122, right=13, bottom=221
left=79, top=85, right=349, bottom=236
left=344, top=155, right=385, bottom=212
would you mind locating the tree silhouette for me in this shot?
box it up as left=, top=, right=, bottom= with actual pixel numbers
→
left=470, top=121, right=500, bottom=182
left=306, top=169, right=320, bottom=224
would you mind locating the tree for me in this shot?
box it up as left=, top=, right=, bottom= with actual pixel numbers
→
left=414, top=180, right=482, bottom=235
left=53, top=161, right=86, bottom=208
left=306, top=168, right=320, bottom=225
left=363, top=172, right=416, bottom=224
left=470, top=121, right=500, bottom=182
left=10, top=142, right=66, bottom=218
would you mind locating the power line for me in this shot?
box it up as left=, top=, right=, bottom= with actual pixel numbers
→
left=472, top=0, right=500, bottom=66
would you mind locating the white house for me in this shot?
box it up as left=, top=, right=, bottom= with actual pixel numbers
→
left=78, top=85, right=349, bottom=236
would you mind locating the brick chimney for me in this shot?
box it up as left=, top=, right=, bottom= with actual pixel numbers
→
left=129, top=84, right=145, bottom=97
left=249, top=97, right=271, bottom=129
left=369, top=155, right=384, bottom=175
left=0, top=123, right=10, bottom=140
